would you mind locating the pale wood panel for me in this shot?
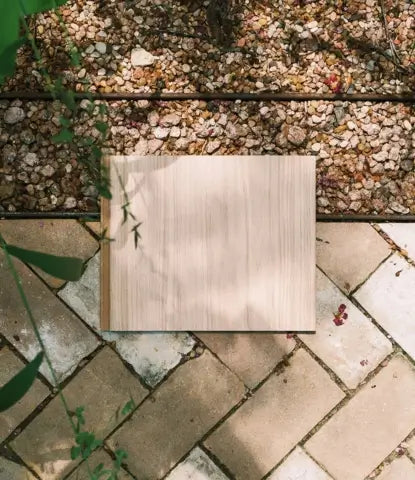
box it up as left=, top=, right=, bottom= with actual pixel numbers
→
left=101, top=155, right=315, bottom=331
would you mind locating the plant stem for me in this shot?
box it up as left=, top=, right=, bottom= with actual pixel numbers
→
left=0, top=233, right=95, bottom=478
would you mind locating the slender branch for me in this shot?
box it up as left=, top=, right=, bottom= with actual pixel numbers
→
left=0, top=233, right=97, bottom=478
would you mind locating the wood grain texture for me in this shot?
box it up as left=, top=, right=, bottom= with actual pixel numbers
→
left=101, top=155, right=315, bottom=331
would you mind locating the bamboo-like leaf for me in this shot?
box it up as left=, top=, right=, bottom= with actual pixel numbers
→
left=5, top=244, right=84, bottom=281
left=0, top=351, right=43, bottom=412
left=20, top=0, right=68, bottom=16
left=52, top=127, right=74, bottom=144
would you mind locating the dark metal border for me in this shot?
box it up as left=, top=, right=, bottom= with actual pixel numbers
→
left=1, top=212, right=415, bottom=222
left=2, top=89, right=414, bottom=222
left=1, top=91, right=415, bottom=103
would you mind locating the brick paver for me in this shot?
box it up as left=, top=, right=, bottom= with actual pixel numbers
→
left=354, top=253, right=415, bottom=361
left=407, top=435, right=415, bottom=459
left=268, top=447, right=333, bottom=480
left=0, top=457, right=35, bottom=480
left=165, top=447, right=230, bottom=480
left=305, top=355, right=415, bottom=480
left=204, top=349, right=344, bottom=480
left=59, top=253, right=196, bottom=386
left=2, top=220, right=415, bottom=479
left=196, top=333, right=295, bottom=388
left=107, top=350, right=245, bottom=480
left=0, top=251, right=99, bottom=383
left=0, top=347, right=49, bottom=440
left=316, top=223, right=390, bottom=293
left=300, top=269, right=392, bottom=389
left=66, top=449, right=132, bottom=480
left=103, top=332, right=196, bottom=387
left=376, top=456, right=415, bottom=480
left=84, top=221, right=101, bottom=236
left=379, top=222, right=415, bottom=262
left=58, top=253, right=101, bottom=331
left=0, top=220, right=98, bottom=288
left=11, top=347, right=148, bottom=480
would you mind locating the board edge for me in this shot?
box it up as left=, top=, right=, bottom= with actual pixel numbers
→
left=100, top=155, right=111, bottom=330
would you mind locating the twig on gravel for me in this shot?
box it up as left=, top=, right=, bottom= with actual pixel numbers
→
left=379, top=0, right=402, bottom=68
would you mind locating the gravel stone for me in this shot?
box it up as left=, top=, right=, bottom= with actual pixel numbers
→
left=135, top=138, right=148, bottom=155
left=131, top=47, right=155, bottom=66
left=40, top=165, right=55, bottom=177
left=4, top=107, right=25, bottom=124
left=284, top=125, right=307, bottom=146
left=148, top=111, right=159, bottom=127
left=95, top=42, right=107, bottom=54
left=154, top=127, right=170, bottom=140
left=24, top=153, right=38, bottom=167
left=63, top=197, right=77, bottom=209
left=160, top=113, right=181, bottom=127
left=148, top=138, right=163, bottom=153
left=206, top=140, right=221, bottom=154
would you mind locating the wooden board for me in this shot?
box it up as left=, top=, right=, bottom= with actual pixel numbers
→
left=101, top=155, right=315, bottom=331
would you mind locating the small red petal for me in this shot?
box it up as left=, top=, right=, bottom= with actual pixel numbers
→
left=286, top=333, right=294, bottom=339
left=338, top=304, right=346, bottom=313
left=342, top=313, right=348, bottom=320
left=333, top=317, right=344, bottom=326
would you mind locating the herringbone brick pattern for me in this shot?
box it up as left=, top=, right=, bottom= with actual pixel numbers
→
left=1, top=220, right=415, bottom=480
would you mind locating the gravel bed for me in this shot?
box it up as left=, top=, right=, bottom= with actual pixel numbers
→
left=3, top=0, right=415, bottom=94
left=1, top=99, right=414, bottom=214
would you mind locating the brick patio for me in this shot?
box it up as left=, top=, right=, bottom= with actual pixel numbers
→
left=1, top=220, right=415, bottom=480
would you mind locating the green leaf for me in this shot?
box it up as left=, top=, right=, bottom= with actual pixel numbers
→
left=94, top=121, right=108, bottom=136
left=0, top=0, right=69, bottom=84
left=20, top=0, right=68, bottom=16
left=121, top=398, right=135, bottom=416
left=0, top=2, right=20, bottom=83
left=59, top=115, right=71, bottom=128
left=54, top=89, right=77, bottom=112
left=70, top=445, right=81, bottom=460
left=5, top=244, right=84, bottom=281
left=98, top=104, right=108, bottom=116
left=90, top=146, right=103, bottom=161
left=0, top=38, right=26, bottom=84
left=113, top=449, right=128, bottom=470
left=0, top=352, right=43, bottom=412
left=93, top=463, right=105, bottom=474
left=52, top=127, right=74, bottom=144
left=73, top=405, right=85, bottom=433
left=75, top=431, right=103, bottom=459
left=70, top=47, right=80, bottom=67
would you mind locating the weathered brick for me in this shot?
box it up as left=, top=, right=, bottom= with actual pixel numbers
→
left=0, top=347, right=49, bottom=439
left=379, top=223, right=415, bottom=262
left=197, top=333, right=295, bottom=388
left=107, top=350, right=245, bottom=479
left=305, top=355, right=415, bottom=480
left=354, top=253, right=415, bottom=361
left=0, top=220, right=98, bottom=288
left=66, top=449, right=132, bottom=480
left=407, top=434, right=415, bottom=459
left=376, top=456, right=415, bottom=480
left=59, top=254, right=195, bottom=386
left=204, top=349, right=344, bottom=480
left=85, top=221, right=101, bottom=236
left=11, top=347, right=148, bottom=480
left=165, top=447, right=230, bottom=480
left=0, top=457, right=35, bottom=480
left=300, top=269, right=392, bottom=389
left=268, top=447, right=333, bottom=480
left=0, top=251, right=99, bottom=383
left=316, top=223, right=390, bottom=293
